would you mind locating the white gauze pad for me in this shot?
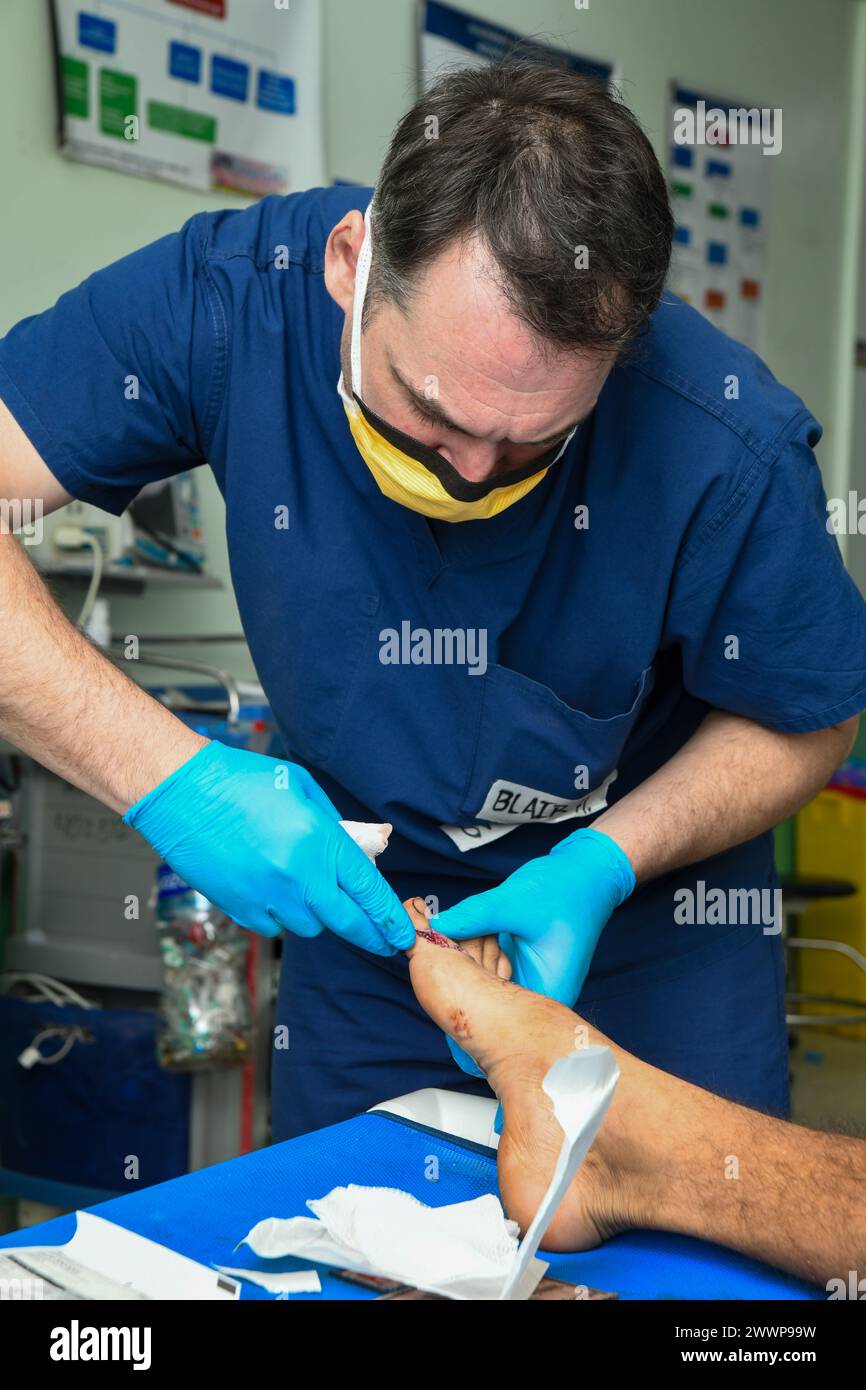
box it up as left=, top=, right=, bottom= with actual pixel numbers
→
left=339, top=820, right=392, bottom=861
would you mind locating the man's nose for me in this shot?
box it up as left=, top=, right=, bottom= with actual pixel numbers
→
left=436, top=439, right=503, bottom=482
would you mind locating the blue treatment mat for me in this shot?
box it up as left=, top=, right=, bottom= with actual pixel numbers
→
left=0, top=1112, right=820, bottom=1300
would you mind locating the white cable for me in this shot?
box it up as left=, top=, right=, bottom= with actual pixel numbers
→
left=51, top=525, right=104, bottom=629
left=75, top=534, right=103, bottom=629
left=18, top=1027, right=86, bottom=1069
left=0, top=972, right=66, bottom=1006
left=1, top=974, right=98, bottom=1070
left=0, top=971, right=98, bottom=1010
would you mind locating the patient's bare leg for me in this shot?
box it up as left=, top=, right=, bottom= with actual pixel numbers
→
left=404, top=898, right=866, bottom=1285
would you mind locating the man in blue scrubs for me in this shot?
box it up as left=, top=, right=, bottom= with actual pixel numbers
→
left=0, top=61, right=863, bottom=1140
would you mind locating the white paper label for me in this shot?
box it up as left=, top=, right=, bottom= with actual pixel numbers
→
left=477, top=771, right=618, bottom=824
left=439, top=821, right=517, bottom=853
left=441, top=770, right=617, bottom=852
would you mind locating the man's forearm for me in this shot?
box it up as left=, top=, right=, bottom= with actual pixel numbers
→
left=593, top=708, right=858, bottom=884
left=0, top=534, right=207, bottom=813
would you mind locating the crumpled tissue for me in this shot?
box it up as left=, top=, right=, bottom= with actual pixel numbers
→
left=240, top=1187, right=541, bottom=1301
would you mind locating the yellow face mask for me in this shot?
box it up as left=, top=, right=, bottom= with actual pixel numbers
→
left=337, top=205, right=575, bottom=524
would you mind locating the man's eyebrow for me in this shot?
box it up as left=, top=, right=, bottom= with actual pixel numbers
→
left=389, top=364, right=472, bottom=434
left=389, top=364, right=586, bottom=446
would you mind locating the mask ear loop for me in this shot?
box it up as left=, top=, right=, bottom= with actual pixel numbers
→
left=551, top=426, right=577, bottom=464
left=348, top=201, right=375, bottom=400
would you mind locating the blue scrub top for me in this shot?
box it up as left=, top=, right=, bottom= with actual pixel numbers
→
left=2, top=185, right=865, bottom=989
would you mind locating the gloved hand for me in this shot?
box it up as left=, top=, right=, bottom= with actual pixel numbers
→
left=124, top=740, right=414, bottom=954
left=435, top=828, right=634, bottom=1076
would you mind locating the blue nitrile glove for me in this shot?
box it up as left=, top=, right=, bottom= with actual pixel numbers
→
left=123, top=741, right=414, bottom=954
left=435, top=829, right=634, bottom=1076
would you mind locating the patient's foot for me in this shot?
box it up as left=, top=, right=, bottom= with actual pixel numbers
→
left=404, top=897, right=667, bottom=1251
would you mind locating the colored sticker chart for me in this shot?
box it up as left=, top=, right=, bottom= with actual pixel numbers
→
left=667, top=84, right=770, bottom=354
left=51, top=0, right=324, bottom=196
left=419, top=2, right=613, bottom=89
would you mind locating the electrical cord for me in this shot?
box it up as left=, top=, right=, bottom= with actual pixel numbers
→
left=0, top=973, right=99, bottom=1070
left=75, top=534, right=103, bottom=628
left=51, top=525, right=104, bottom=628
left=17, top=1027, right=87, bottom=1069
left=0, top=972, right=98, bottom=1009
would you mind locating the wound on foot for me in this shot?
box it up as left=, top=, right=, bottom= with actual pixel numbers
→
left=414, top=926, right=463, bottom=952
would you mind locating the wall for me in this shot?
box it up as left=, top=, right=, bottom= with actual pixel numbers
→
left=0, top=0, right=863, bottom=686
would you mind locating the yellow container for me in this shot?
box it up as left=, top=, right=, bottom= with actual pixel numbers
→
left=794, top=789, right=866, bottom=1039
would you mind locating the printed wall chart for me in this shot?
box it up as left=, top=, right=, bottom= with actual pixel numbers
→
left=419, top=2, right=612, bottom=89
left=667, top=84, right=772, bottom=353
left=51, top=0, right=324, bottom=195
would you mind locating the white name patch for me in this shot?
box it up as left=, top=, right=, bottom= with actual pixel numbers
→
left=441, top=770, right=617, bottom=852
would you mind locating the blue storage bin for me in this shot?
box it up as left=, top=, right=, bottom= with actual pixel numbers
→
left=0, top=996, right=190, bottom=1193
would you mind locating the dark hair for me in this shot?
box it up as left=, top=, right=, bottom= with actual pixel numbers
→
left=367, top=58, right=674, bottom=352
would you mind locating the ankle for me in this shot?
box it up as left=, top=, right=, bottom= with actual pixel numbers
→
left=589, top=1059, right=688, bottom=1229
